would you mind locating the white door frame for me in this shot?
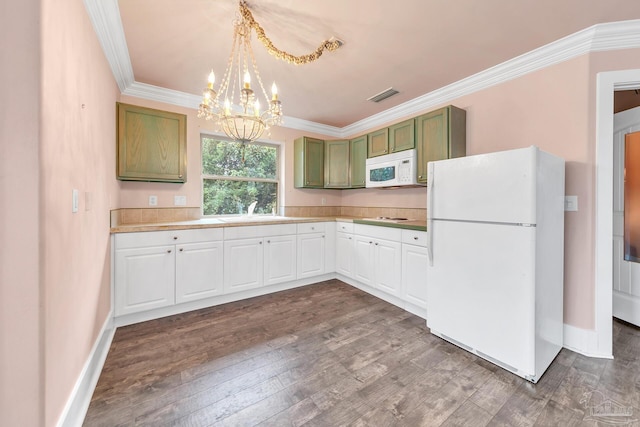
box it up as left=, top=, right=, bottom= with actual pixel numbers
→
left=595, top=69, right=640, bottom=358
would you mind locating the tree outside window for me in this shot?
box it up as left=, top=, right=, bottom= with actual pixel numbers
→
left=201, top=136, right=279, bottom=216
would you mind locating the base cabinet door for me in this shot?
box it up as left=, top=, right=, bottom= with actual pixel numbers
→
left=264, top=235, right=297, bottom=285
left=175, top=241, right=223, bottom=304
left=374, top=239, right=402, bottom=296
left=353, top=236, right=374, bottom=286
left=115, top=245, right=175, bottom=316
left=224, top=238, right=264, bottom=293
left=336, top=232, right=354, bottom=278
left=297, top=233, right=325, bottom=279
left=402, top=244, right=428, bottom=308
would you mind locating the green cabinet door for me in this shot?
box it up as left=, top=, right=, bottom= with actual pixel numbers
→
left=389, top=118, right=415, bottom=153
left=324, top=140, right=350, bottom=188
left=350, top=135, right=367, bottom=188
left=294, top=137, right=324, bottom=188
left=367, top=128, right=389, bottom=158
left=416, top=106, right=466, bottom=184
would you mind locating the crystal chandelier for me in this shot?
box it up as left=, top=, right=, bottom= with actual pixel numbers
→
left=198, top=1, right=343, bottom=144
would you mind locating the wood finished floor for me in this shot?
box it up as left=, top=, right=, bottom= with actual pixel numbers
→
left=84, top=280, right=640, bottom=426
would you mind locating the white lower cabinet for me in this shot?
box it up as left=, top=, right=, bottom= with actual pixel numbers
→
left=176, top=241, right=223, bottom=304
left=297, top=232, right=326, bottom=279
left=401, top=229, right=429, bottom=317
left=114, top=228, right=223, bottom=317
left=336, top=231, right=354, bottom=278
left=223, top=237, right=264, bottom=292
left=115, top=245, right=176, bottom=316
left=374, top=238, right=402, bottom=296
left=264, top=235, right=297, bottom=285
left=353, top=224, right=403, bottom=297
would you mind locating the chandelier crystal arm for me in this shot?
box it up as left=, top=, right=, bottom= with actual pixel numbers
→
left=239, top=1, right=342, bottom=66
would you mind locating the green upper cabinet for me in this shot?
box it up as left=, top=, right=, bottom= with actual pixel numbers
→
left=294, top=136, right=324, bottom=188
left=367, top=128, right=389, bottom=158
left=350, top=135, right=367, bottom=188
left=324, top=140, right=350, bottom=188
left=116, top=102, right=187, bottom=183
left=416, top=105, right=466, bottom=184
left=389, top=118, right=415, bottom=153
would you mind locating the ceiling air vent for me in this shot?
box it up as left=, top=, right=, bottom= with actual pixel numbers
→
left=367, top=88, right=399, bottom=103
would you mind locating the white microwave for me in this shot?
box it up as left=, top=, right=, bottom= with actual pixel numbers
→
left=365, top=149, right=418, bottom=188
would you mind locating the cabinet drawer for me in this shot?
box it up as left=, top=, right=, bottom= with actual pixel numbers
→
left=354, top=224, right=402, bottom=241
left=224, top=224, right=297, bottom=240
left=402, top=230, right=428, bottom=247
left=336, top=222, right=354, bottom=233
left=297, top=222, right=326, bottom=234
left=115, top=228, right=223, bottom=249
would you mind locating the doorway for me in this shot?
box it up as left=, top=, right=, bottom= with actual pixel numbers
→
left=595, top=69, right=640, bottom=358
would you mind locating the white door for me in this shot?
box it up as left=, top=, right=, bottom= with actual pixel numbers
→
left=374, top=238, right=402, bottom=296
left=264, top=235, right=297, bottom=285
left=223, top=238, right=264, bottom=292
left=175, top=241, right=223, bottom=303
left=613, top=107, right=640, bottom=326
left=296, top=233, right=325, bottom=279
left=114, top=245, right=175, bottom=316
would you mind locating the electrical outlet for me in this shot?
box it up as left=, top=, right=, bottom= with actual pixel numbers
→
left=174, top=195, right=187, bottom=206
left=564, top=195, right=578, bottom=211
left=149, top=195, right=158, bottom=206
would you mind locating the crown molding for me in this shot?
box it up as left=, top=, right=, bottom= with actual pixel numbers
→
left=83, top=0, right=640, bottom=138
left=83, top=0, right=133, bottom=92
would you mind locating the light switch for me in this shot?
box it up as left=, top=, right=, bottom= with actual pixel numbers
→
left=149, top=195, right=158, bottom=206
left=72, top=189, right=79, bottom=213
left=174, top=195, right=187, bottom=206
left=564, top=195, right=578, bottom=212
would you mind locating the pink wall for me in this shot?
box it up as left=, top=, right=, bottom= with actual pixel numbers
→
left=0, top=0, right=43, bottom=425
left=40, top=0, right=120, bottom=424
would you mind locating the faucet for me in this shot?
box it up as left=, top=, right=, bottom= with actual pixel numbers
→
left=247, top=201, right=257, bottom=216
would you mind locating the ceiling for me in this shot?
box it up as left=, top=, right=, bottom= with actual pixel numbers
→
left=112, top=0, right=640, bottom=130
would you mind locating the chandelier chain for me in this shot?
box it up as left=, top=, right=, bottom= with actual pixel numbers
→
left=239, top=1, right=342, bottom=66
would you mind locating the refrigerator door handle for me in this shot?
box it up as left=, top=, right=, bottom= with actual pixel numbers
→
left=427, top=163, right=434, bottom=266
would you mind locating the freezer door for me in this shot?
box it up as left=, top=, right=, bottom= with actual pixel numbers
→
left=428, top=146, right=537, bottom=224
left=426, top=220, right=536, bottom=376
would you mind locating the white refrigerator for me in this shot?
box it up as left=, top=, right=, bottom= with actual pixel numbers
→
left=426, top=146, right=565, bottom=383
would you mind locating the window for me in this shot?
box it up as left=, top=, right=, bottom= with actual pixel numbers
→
left=201, top=136, right=279, bottom=216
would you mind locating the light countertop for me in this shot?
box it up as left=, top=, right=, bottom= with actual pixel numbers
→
left=111, top=216, right=427, bottom=233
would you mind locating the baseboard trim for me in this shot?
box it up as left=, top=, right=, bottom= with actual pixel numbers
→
left=562, top=322, right=613, bottom=359
left=56, top=312, right=116, bottom=427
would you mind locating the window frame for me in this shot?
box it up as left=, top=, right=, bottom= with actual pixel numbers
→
left=200, top=134, right=281, bottom=217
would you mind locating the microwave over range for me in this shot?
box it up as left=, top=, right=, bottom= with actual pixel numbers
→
left=365, top=149, right=419, bottom=188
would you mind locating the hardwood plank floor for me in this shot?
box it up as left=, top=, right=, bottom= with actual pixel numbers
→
left=84, top=280, right=640, bottom=426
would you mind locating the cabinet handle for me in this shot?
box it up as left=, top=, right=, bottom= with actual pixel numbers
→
left=259, top=241, right=263, bottom=244
left=173, top=236, right=178, bottom=240
left=413, top=236, right=418, bottom=240
left=384, top=149, right=387, bottom=153
left=369, top=241, right=373, bottom=244
left=419, top=175, right=423, bottom=179
left=348, top=237, right=352, bottom=240
left=167, top=249, right=172, bottom=253
left=322, top=235, right=325, bottom=238
left=179, top=174, right=183, bottom=178
left=267, top=240, right=270, bottom=243
left=311, top=227, right=315, bottom=230
left=375, top=242, right=379, bottom=246
left=179, top=248, right=184, bottom=252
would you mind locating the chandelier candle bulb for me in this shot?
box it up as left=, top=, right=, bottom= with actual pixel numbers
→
left=224, top=98, right=231, bottom=115
left=244, top=71, right=251, bottom=89
left=271, top=82, right=278, bottom=100
left=207, top=71, right=215, bottom=89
